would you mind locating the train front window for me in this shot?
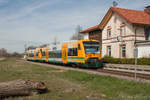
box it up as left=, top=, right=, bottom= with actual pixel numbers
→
left=83, top=41, right=100, bottom=54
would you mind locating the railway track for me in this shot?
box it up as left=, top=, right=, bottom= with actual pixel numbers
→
left=97, top=69, right=150, bottom=80
left=21, top=59, right=150, bottom=82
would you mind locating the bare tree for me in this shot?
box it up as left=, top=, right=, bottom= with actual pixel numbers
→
left=27, top=45, right=37, bottom=50
left=51, top=37, right=60, bottom=50
left=0, top=48, right=8, bottom=57
left=10, top=52, right=23, bottom=57
left=52, top=37, right=59, bottom=45
left=70, top=25, right=84, bottom=40
left=39, top=44, right=49, bottom=48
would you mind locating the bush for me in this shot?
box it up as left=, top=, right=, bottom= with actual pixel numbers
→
left=103, top=56, right=150, bottom=65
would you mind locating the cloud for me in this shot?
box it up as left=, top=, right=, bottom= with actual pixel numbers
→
left=117, top=0, right=150, bottom=10
left=0, top=0, right=149, bottom=53
left=0, top=0, right=8, bottom=4
left=0, top=0, right=61, bottom=22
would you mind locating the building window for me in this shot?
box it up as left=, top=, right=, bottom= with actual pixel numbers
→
left=107, top=29, right=111, bottom=38
left=107, top=46, right=111, bottom=56
left=144, top=26, right=150, bottom=40
left=121, top=45, right=126, bottom=57
left=120, top=26, right=125, bottom=36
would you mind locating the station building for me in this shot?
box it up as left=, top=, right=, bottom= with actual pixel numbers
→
left=80, top=6, right=150, bottom=58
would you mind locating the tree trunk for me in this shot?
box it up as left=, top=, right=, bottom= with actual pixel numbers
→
left=0, top=79, right=48, bottom=99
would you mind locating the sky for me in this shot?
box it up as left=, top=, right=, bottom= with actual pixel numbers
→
left=0, top=0, right=149, bottom=53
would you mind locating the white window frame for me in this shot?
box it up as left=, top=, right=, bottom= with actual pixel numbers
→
left=121, top=45, right=126, bottom=57
left=107, top=29, right=111, bottom=38
left=107, top=46, right=111, bottom=56
left=120, top=26, right=125, bottom=36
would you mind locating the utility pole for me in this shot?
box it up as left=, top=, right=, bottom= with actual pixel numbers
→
left=24, top=44, right=27, bottom=53
left=134, top=27, right=137, bottom=81
left=134, top=47, right=138, bottom=81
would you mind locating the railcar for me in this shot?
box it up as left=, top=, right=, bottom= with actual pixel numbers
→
left=26, top=40, right=103, bottom=68
left=26, top=49, right=35, bottom=61
left=34, top=48, right=42, bottom=61
left=61, top=40, right=103, bottom=68
left=41, top=47, right=48, bottom=62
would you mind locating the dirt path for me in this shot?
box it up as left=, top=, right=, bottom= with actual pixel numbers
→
left=20, top=59, right=150, bottom=83
left=0, top=58, right=5, bottom=61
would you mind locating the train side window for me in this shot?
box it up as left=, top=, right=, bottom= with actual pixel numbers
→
left=60, top=52, right=62, bottom=57
left=54, top=51, right=57, bottom=57
left=68, top=48, right=77, bottom=56
left=56, top=52, right=57, bottom=57
left=74, top=48, right=77, bottom=56
left=52, top=52, right=54, bottom=57
left=52, top=51, right=54, bottom=57
left=49, top=51, right=50, bottom=57
left=49, top=51, right=53, bottom=57
left=68, top=48, right=71, bottom=56
left=30, top=53, right=34, bottom=57
left=53, top=52, right=54, bottom=57
left=57, top=50, right=62, bottom=58
left=78, top=44, right=81, bottom=50
left=42, top=51, right=45, bottom=56
left=36, top=52, right=38, bottom=56
left=68, top=48, right=73, bottom=56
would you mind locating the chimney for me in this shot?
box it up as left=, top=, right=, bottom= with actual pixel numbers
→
left=144, top=6, right=150, bottom=14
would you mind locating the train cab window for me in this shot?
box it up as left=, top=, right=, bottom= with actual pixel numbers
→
left=78, top=44, right=81, bottom=50
left=68, top=48, right=77, bottom=56
left=83, top=41, right=100, bottom=54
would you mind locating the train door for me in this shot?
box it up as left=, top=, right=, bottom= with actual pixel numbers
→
left=46, top=47, right=49, bottom=62
left=62, top=43, right=68, bottom=64
left=77, top=42, right=85, bottom=63
left=33, top=49, right=36, bottom=61
left=27, top=51, right=29, bottom=60
left=38, top=48, right=42, bottom=61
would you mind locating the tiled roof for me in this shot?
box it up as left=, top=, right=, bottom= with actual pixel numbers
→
left=111, top=7, right=150, bottom=25
left=80, top=25, right=100, bottom=33
left=80, top=7, right=150, bottom=33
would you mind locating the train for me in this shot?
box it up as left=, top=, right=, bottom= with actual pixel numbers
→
left=26, top=40, right=103, bottom=68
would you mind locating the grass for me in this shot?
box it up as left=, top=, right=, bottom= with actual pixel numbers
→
left=0, top=58, right=150, bottom=100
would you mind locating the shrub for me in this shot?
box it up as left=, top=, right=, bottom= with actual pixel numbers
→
left=103, top=56, right=150, bottom=65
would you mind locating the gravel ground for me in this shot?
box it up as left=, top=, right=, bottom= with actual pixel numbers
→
left=20, top=59, right=150, bottom=83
